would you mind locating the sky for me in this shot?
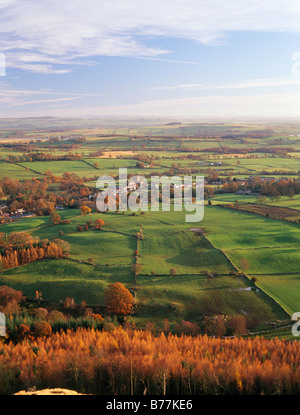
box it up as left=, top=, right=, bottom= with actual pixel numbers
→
left=0, top=0, right=300, bottom=119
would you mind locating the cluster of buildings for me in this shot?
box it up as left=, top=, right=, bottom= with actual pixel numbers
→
left=196, top=161, right=223, bottom=166
left=0, top=205, right=35, bottom=223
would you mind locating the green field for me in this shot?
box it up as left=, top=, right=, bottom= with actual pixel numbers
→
left=202, top=206, right=300, bottom=249
left=0, top=205, right=294, bottom=326
left=0, top=259, right=133, bottom=305
left=0, top=161, right=41, bottom=180
left=254, top=274, right=300, bottom=315
left=228, top=247, right=300, bottom=274
left=21, top=160, right=99, bottom=177
left=1, top=120, right=300, bottom=334
left=139, top=232, right=233, bottom=275
left=63, top=231, right=136, bottom=265
left=135, top=273, right=287, bottom=325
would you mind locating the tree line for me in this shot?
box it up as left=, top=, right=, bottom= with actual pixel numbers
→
left=0, top=173, right=95, bottom=216
left=0, top=232, right=69, bottom=269
left=1, top=326, right=300, bottom=395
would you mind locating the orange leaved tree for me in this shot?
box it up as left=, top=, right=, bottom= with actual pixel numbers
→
left=80, top=205, right=92, bottom=215
left=105, top=282, right=134, bottom=316
left=94, top=218, right=105, bottom=229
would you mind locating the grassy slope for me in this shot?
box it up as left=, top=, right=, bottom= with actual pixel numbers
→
left=201, top=206, right=300, bottom=315
left=0, top=259, right=133, bottom=305
left=0, top=207, right=290, bottom=326
left=135, top=273, right=287, bottom=325
left=139, top=232, right=233, bottom=275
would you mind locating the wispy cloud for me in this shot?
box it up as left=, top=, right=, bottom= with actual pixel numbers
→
left=0, top=1, right=300, bottom=73
left=152, top=78, right=300, bottom=91
left=130, top=57, right=203, bottom=66
left=0, top=86, right=100, bottom=107
left=5, top=96, right=82, bottom=107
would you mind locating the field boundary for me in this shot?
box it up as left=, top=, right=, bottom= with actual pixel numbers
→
left=81, top=159, right=100, bottom=170
left=227, top=245, right=298, bottom=251
left=252, top=278, right=292, bottom=318
left=2, top=160, right=45, bottom=176
left=218, top=202, right=300, bottom=226
left=203, top=233, right=292, bottom=318
left=202, top=234, right=238, bottom=272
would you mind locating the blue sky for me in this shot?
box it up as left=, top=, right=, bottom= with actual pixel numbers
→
left=0, top=0, right=300, bottom=118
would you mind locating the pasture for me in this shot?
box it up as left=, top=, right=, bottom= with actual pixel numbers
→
left=139, top=232, right=234, bottom=275
left=0, top=204, right=295, bottom=326
left=134, top=273, right=287, bottom=325
left=254, top=273, right=300, bottom=316
left=0, top=259, right=132, bottom=305
left=0, top=120, right=300, bottom=333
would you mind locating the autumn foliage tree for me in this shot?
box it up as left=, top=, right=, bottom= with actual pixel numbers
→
left=94, top=218, right=105, bottom=229
left=16, top=323, right=30, bottom=341
left=52, top=238, right=70, bottom=256
left=0, top=285, right=24, bottom=313
left=49, top=211, right=62, bottom=225
left=105, top=282, right=134, bottom=316
left=203, top=315, right=226, bottom=337
left=1, top=240, right=66, bottom=269
left=7, top=232, right=33, bottom=246
left=174, top=320, right=200, bottom=336
left=63, top=297, right=76, bottom=309
left=2, top=327, right=300, bottom=395
left=227, top=315, right=247, bottom=336
left=33, top=321, right=52, bottom=337
left=81, top=205, right=92, bottom=215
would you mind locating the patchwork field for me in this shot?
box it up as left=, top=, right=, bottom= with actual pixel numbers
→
left=134, top=273, right=286, bottom=325
left=202, top=206, right=300, bottom=249
left=139, top=232, right=234, bottom=275
left=222, top=203, right=300, bottom=221
left=0, top=120, right=300, bottom=336
left=197, top=206, right=300, bottom=316
left=228, top=247, right=300, bottom=274
left=0, top=259, right=133, bottom=305
left=0, top=161, right=40, bottom=180
left=254, top=274, right=300, bottom=316
left=0, top=204, right=296, bottom=326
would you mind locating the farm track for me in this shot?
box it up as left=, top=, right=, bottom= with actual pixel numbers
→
left=67, top=257, right=131, bottom=267
left=226, top=245, right=298, bottom=251
left=143, top=230, right=185, bottom=238
left=232, top=164, right=260, bottom=174
left=247, top=324, right=293, bottom=337
left=250, top=271, right=300, bottom=276
left=134, top=236, right=139, bottom=284
left=101, top=228, right=136, bottom=237
left=5, top=213, right=83, bottom=234
left=229, top=201, right=300, bottom=215
left=137, top=272, right=230, bottom=278
left=218, top=203, right=300, bottom=226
